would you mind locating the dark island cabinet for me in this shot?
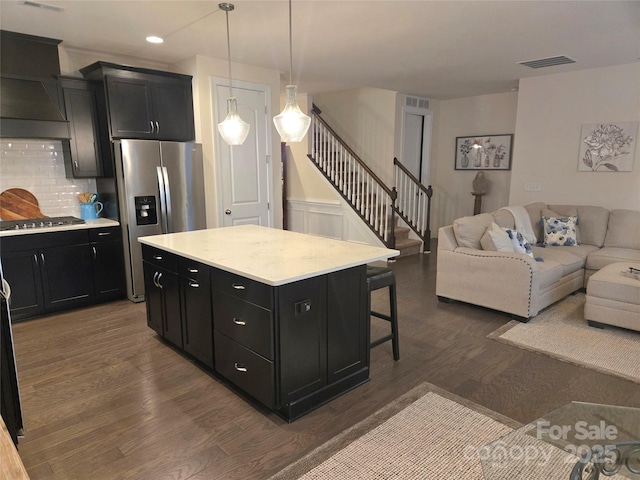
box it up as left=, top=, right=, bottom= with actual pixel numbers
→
left=179, top=258, right=213, bottom=368
left=142, top=247, right=182, bottom=348
left=0, top=227, right=126, bottom=322
left=59, top=77, right=103, bottom=178
left=141, top=245, right=369, bottom=421
left=80, top=62, right=195, bottom=142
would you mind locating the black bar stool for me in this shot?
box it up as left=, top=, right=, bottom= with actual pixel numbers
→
left=366, top=264, right=399, bottom=360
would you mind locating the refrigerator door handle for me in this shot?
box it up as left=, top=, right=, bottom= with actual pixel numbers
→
left=162, top=166, right=172, bottom=232
left=157, top=166, right=169, bottom=233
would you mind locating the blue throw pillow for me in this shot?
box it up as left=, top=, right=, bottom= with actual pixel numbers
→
left=542, top=216, right=578, bottom=246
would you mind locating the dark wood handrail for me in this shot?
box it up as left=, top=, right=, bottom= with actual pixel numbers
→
left=393, top=157, right=432, bottom=196
left=313, top=104, right=394, bottom=198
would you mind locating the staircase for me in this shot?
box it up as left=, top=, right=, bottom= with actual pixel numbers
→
left=308, top=105, right=432, bottom=258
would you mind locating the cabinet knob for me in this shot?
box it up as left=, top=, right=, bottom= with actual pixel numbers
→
left=189, top=281, right=199, bottom=288
left=153, top=255, right=163, bottom=260
left=155, top=121, right=160, bottom=133
left=188, top=268, right=199, bottom=273
left=233, top=318, right=246, bottom=326
left=92, top=246, right=97, bottom=259
left=97, top=232, right=111, bottom=236
left=234, top=363, right=247, bottom=373
left=232, top=284, right=245, bottom=290
left=156, top=272, right=163, bottom=289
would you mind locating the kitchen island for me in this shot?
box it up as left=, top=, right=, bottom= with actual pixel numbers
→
left=139, top=225, right=398, bottom=421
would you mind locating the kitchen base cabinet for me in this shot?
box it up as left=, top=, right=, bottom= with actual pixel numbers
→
left=40, top=243, right=94, bottom=311
left=0, top=227, right=126, bottom=322
left=0, top=250, right=45, bottom=320
left=91, top=227, right=125, bottom=301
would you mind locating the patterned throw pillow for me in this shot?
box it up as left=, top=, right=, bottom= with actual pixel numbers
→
left=542, top=216, right=578, bottom=246
left=505, top=229, right=534, bottom=257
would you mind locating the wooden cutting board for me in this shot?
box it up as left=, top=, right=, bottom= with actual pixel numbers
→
left=0, top=188, right=47, bottom=220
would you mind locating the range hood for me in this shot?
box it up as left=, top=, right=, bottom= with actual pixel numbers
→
left=0, top=30, right=70, bottom=140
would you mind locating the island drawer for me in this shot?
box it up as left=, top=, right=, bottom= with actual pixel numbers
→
left=212, top=269, right=272, bottom=309
left=178, top=258, right=209, bottom=281
left=142, top=245, right=178, bottom=272
left=214, top=331, right=274, bottom=409
left=213, top=292, right=273, bottom=360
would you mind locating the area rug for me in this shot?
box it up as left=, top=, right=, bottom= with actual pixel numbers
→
left=489, top=293, right=640, bottom=384
left=269, top=383, right=521, bottom=480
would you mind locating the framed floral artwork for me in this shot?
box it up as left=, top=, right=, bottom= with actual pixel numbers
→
left=578, top=122, right=638, bottom=172
left=455, top=134, right=513, bottom=170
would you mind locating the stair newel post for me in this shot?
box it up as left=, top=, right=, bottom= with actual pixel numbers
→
left=390, top=187, right=397, bottom=249
left=425, top=184, right=433, bottom=252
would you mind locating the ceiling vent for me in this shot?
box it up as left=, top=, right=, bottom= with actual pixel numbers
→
left=518, top=55, right=576, bottom=69
left=405, top=96, right=429, bottom=110
left=21, top=1, right=64, bottom=12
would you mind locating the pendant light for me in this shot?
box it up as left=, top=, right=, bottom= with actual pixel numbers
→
left=217, top=3, right=250, bottom=146
left=273, top=0, right=311, bottom=143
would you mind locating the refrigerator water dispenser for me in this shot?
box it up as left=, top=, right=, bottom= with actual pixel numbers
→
left=135, top=196, right=157, bottom=225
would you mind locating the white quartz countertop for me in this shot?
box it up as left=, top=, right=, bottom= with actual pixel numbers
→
left=139, top=225, right=399, bottom=286
left=0, top=218, right=120, bottom=237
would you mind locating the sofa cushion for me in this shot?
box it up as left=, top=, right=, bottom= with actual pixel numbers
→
left=549, top=205, right=609, bottom=247
left=604, top=209, right=640, bottom=250
left=533, top=259, right=564, bottom=289
left=531, top=246, right=585, bottom=276
left=586, top=247, right=640, bottom=270
left=453, top=213, right=493, bottom=249
left=542, top=216, right=578, bottom=246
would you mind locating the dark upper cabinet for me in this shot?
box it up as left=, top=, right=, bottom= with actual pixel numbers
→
left=80, top=62, right=195, bottom=142
left=60, top=77, right=103, bottom=178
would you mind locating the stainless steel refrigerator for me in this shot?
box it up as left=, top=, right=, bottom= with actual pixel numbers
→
left=113, top=140, right=206, bottom=302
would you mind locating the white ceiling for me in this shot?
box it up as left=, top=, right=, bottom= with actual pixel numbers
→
left=1, top=0, right=639, bottom=99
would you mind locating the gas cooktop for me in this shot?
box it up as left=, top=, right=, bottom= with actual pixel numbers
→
left=0, top=216, right=86, bottom=231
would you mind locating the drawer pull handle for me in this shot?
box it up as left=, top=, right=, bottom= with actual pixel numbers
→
left=97, top=232, right=111, bottom=236
left=188, top=268, right=199, bottom=273
left=153, top=255, right=163, bottom=260
left=189, top=282, right=199, bottom=288
left=233, top=318, right=246, bottom=326
left=232, top=284, right=246, bottom=290
left=234, top=363, right=247, bottom=372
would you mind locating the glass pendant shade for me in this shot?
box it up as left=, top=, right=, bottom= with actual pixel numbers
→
left=218, top=97, right=250, bottom=146
left=273, top=85, right=311, bottom=143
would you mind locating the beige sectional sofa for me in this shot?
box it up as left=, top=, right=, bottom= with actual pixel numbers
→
left=436, top=203, right=640, bottom=321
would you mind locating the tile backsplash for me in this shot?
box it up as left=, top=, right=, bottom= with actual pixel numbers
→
left=0, top=140, right=97, bottom=218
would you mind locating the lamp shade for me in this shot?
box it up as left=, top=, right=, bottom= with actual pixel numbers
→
left=218, top=97, right=250, bottom=146
left=273, top=85, right=311, bottom=143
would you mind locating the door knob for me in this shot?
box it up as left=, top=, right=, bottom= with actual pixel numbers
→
left=225, top=209, right=231, bottom=215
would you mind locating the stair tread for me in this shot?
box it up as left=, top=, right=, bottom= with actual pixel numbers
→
left=394, top=237, right=422, bottom=247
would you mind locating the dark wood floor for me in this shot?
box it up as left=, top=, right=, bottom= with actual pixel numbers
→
left=11, top=246, right=640, bottom=479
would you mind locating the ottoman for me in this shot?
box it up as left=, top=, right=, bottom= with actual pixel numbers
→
left=585, top=262, right=640, bottom=332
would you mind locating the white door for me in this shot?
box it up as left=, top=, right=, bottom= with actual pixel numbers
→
left=214, top=80, right=271, bottom=227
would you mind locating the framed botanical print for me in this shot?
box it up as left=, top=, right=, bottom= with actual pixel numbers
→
left=455, top=134, right=513, bottom=170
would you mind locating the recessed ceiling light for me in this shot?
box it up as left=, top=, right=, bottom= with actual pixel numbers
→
left=146, top=36, right=164, bottom=44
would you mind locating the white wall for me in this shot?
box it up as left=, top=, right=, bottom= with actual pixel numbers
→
left=509, top=63, right=640, bottom=210
left=177, top=55, right=283, bottom=229
left=431, top=92, right=519, bottom=232
left=313, top=87, right=398, bottom=186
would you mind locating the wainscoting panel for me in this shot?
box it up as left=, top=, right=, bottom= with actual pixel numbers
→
left=287, top=198, right=384, bottom=247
